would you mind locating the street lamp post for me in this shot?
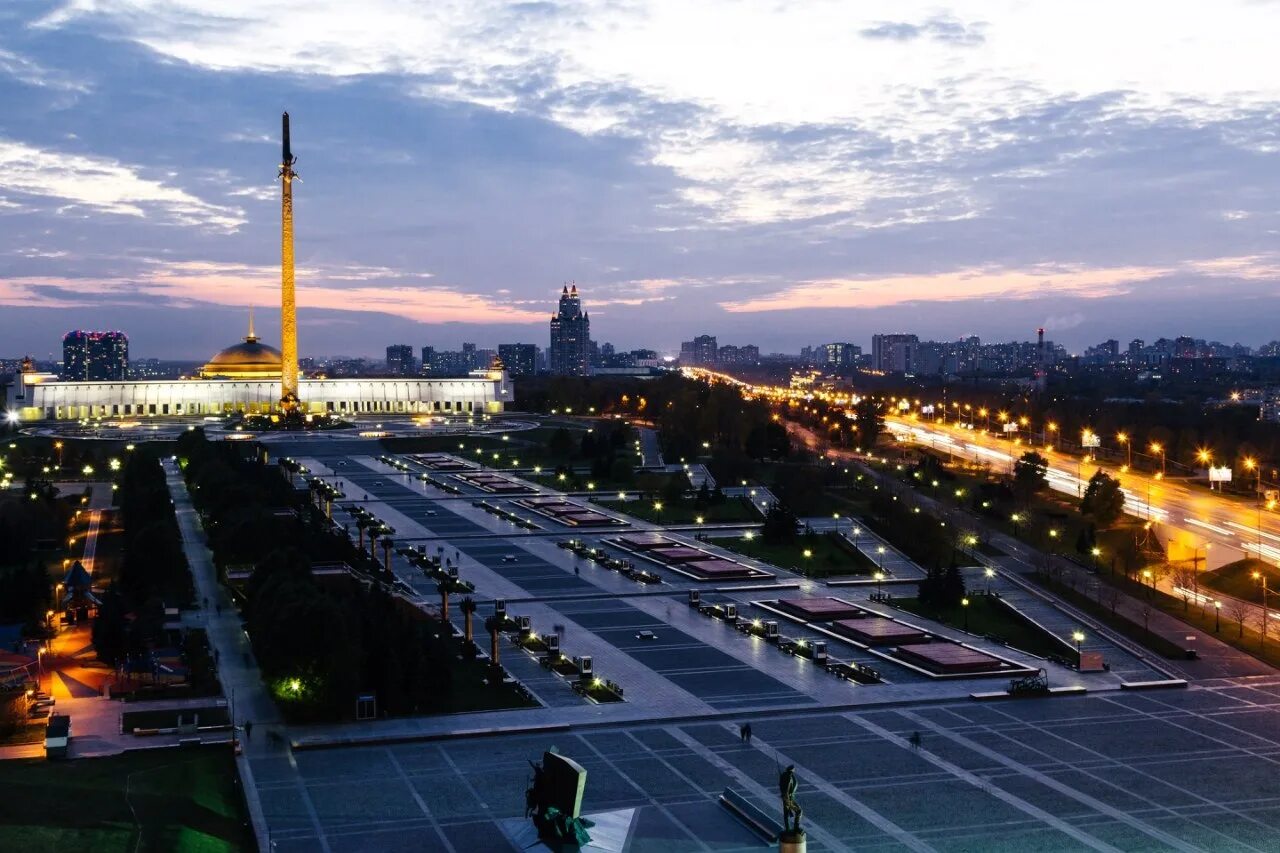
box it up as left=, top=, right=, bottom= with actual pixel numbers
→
left=1117, top=433, right=1131, bottom=469
left=1072, top=630, right=1084, bottom=660
left=1198, top=449, right=1215, bottom=491
left=1214, top=600, right=1221, bottom=633
left=984, top=566, right=995, bottom=595
left=1150, top=442, right=1165, bottom=477
left=1254, top=571, right=1269, bottom=648
left=874, top=571, right=884, bottom=599
left=961, top=597, right=970, bottom=631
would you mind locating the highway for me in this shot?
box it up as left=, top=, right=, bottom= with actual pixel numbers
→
left=884, top=416, right=1279, bottom=572
left=683, top=368, right=1280, bottom=641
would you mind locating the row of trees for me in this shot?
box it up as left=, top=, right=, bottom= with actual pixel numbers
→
left=92, top=449, right=194, bottom=674
left=519, top=374, right=791, bottom=476
left=178, top=429, right=479, bottom=720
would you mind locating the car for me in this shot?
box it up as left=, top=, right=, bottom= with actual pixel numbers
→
left=636, top=630, right=657, bottom=641
left=426, top=510, right=437, bottom=516
left=502, top=554, right=519, bottom=563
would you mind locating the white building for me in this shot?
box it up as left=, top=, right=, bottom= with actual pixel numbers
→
left=4, top=368, right=511, bottom=421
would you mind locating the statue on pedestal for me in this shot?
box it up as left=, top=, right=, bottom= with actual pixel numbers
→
left=779, top=764, right=804, bottom=838
left=525, top=748, right=594, bottom=848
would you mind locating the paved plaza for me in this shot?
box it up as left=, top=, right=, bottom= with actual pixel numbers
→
left=173, top=430, right=1280, bottom=851
left=255, top=680, right=1280, bottom=852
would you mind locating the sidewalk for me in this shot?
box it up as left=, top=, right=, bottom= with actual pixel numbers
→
left=164, top=460, right=280, bottom=850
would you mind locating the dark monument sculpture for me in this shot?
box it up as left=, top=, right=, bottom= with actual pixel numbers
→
left=780, top=764, right=804, bottom=838
left=526, top=747, right=594, bottom=848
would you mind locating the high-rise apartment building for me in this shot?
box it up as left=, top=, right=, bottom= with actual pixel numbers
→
left=871, top=334, right=919, bottom=373
left=549, top=284, right=590, bottom=376
left=679, top=335, right=718, bottom=366
left=498, top=344, right=537, bottom=377
left=62, top=331, right=129, bottom=380
left=821, top=342, right=861, bottom=370
left=386, top=344, right=415, bottom=376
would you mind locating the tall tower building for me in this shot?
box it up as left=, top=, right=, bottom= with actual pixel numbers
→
left=62, top=331, right=128, bottom=381
left=279, top=112, right=300, bottom=411
left=549, top=284, right=590, bottom=376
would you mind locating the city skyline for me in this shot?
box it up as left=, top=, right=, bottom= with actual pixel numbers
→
left=1, top=2, right=1279, bottom=357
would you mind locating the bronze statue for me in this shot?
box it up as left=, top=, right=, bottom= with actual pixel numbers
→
left=779, top=764, right=803, bottom=835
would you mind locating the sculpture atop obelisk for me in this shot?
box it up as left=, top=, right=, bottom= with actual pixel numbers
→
left=279, top=111, right=300, bottom=412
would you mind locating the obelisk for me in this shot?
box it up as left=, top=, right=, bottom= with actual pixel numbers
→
left=279, top=111, right=300, bottom=412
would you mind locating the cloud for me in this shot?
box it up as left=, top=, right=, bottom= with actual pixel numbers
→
left=719, top=264, right=1166, bottom=313
left=0, top=259, right=545, bottom=325
left=0, top=48, right=90, bottom=92
left=860, top=16, right=986, bottom=46
left=35, top=0, right=1280, bottom=230
left=1040, top=312, right=1086, bottom=332
left=0, top=140, right=245, bottom=231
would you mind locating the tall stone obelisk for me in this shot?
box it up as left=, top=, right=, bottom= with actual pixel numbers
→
left=279, top=111, right=300, bottom=412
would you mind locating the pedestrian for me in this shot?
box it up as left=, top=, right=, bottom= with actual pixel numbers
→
left=909, top=731, right=921, bottom=750
left=216, top=603, right=222, bottom=615
left=743, top=723, right=752, bottom=744
left=244, top=720, right=253, bottom=741
left=574, top=565, right=580, bottom=576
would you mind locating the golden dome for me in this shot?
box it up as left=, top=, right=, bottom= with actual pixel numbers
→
left=201, top=310, right=283, bottom=380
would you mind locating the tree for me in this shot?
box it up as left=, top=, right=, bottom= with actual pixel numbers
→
left=1170, top=567, right=1197, bottom=611
left=547, top=428, right=574, bottom=459
left=1227, top=599, right=1250, bottom=638
left=1012, top=452, right=1049, bottom=503
left=761, top=501, right=798, bottom=545
left=92, top=585, right=129, bottom=668
left=1080, top=471, right=1125, bottom=528
left=853, top=399, right=884, bottom=449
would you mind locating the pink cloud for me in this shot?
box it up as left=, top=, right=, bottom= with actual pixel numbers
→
left=2, top=260, right=546, bottom=324
left=719, top=264, right=1171, bottom=313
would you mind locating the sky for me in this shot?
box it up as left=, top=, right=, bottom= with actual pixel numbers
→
left=0, top=0, right=1277, bottom=360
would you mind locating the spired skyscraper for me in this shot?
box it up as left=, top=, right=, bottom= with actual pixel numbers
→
left=549, top=284, right=590, bottom=376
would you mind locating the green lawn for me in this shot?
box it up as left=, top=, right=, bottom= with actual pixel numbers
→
left=893, top=595, right=1077, bottom=661
left=1201, top=558, right=1275, bottom=605
left=603, top=496, right=760, bottom=525
left=0, top=746, right=253, bottom=852
left=1031, top=574, right=1194, bottom=660
left=713, top=533, right=878, bottom=577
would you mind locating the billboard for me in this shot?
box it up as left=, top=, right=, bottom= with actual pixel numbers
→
left=1209, top=466, right=1233, bottom=483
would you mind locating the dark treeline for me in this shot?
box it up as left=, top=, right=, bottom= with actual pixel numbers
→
left=176, top=429, right=480, bottom=720
left=862, top=382, right=1280, bottom=478
left=117, top=449, right=192, bottom=605
left=518, top=374, right=790, bottom=481
left=92, top=449, right=196, bottom=674
left=0, top=481, right=69, bottom=637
